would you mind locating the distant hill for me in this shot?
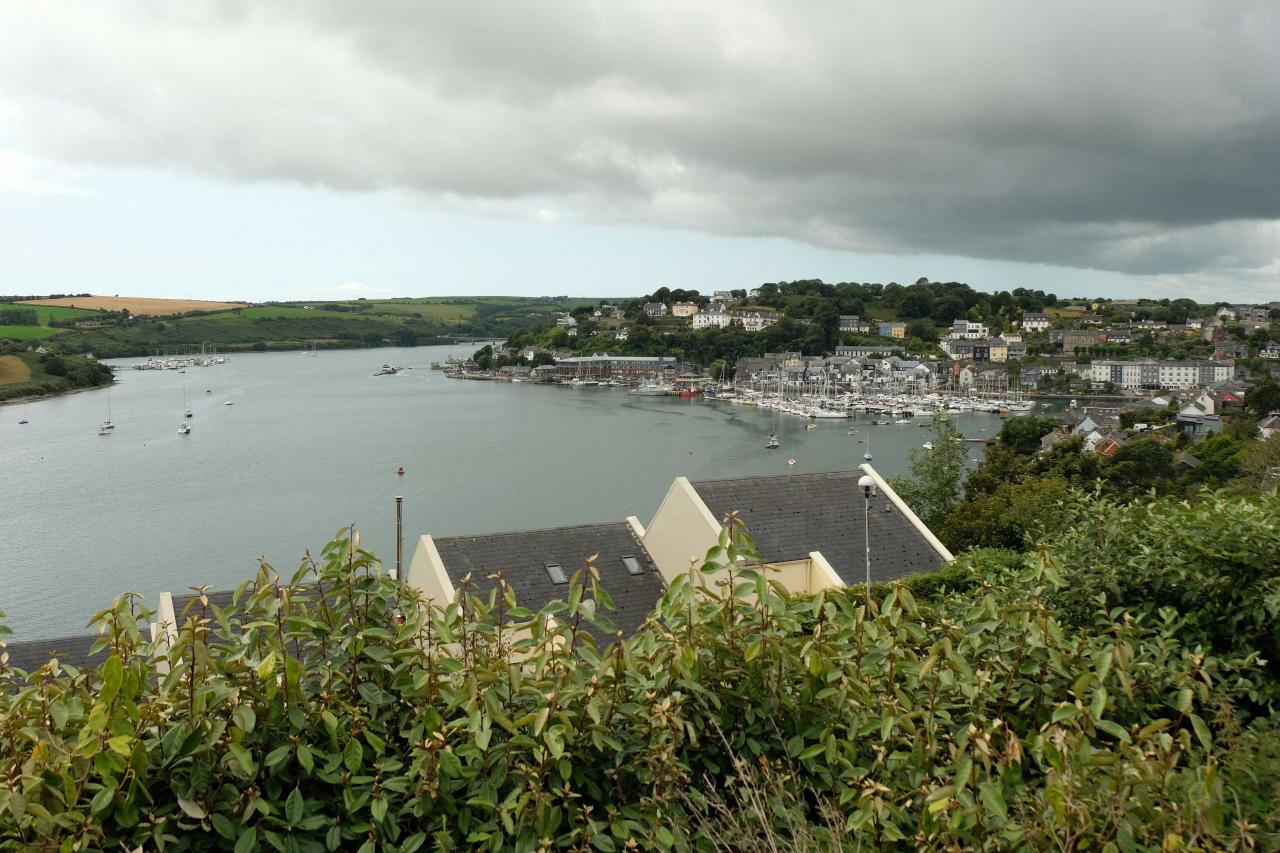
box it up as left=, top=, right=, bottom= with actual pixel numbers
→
left=2, top=295, right=600, bottom=358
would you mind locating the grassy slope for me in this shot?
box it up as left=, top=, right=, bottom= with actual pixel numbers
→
left=0, top=326, right=61, bottom=340
left=0, top=302, right=105, bottom=342
left=0, top=351, right=112, bottom=401
left=42, top=296, right=605, bottom=357
left=0, top=354, right=32, bottom=384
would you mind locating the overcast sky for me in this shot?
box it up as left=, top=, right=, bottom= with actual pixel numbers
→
left=1, top=2, right=1277, bottom=302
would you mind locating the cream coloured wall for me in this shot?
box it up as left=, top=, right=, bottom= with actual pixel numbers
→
left=642, top=477, right=724, bottom=585
left=404, top=534, right=456, bottom=606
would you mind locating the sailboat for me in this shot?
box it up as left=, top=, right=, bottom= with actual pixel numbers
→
left=98, top=392, right=115, bottom=435
left=183, top=384, right=193, bottom=418
left=303, top=341, right=318, bottom=357
left=766, top=433, right=780, bottom=450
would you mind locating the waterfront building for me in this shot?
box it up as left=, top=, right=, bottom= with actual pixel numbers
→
left=879, top=322, right=908, bottom=339
left=8, top=464, right=953, bottom=668
left=1021, top=312, right=1051, bottom=332
left=1051, top=329, right=1104, bottom=353
left=1087, top=359, right=1233, bottom=390
left=734, top=310, right=782, bottom=332
left=692, top=308, right=731, bottom=330
left=407, top=520, right=665, bottom=640
left=839, top=315, right=871, bottom=334
left=642, top=468, right=952, bottom=596
left=552, top=353, right=677, bottom=380
left=835, top=345, right=904, bottom=358
left=948, top=320, right=989, bottom=340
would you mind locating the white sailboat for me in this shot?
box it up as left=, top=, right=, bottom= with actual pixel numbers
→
left=98, top=392, right=114, bottom=435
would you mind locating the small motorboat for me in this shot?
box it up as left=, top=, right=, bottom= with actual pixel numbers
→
left=787, top=458, right=797, bottom=466
left=178, top=424, right=191, bottom=435
left=206, top=389, right=211, bottom=394
left=922, top=442, right=934, bottom=450
left=18, top=419, right=28, bottom=425
left=805, top=423, right=816, bottom=430
left=397, top=466, right=405, bottom=476
left=847, top=426, right=856, bottom=435
left=765, top=433, right=779, bottom=450
left=224, top=400, right=234, bottom=406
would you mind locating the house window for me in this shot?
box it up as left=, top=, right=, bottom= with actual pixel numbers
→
left=545, top=563, right=567, bottom=584
left=621, top=555, right=643, bottom=575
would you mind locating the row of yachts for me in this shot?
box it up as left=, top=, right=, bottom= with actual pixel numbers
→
left=714, top=390, right=1039, bottom=420
left=131, top=356, right=228, bottom=370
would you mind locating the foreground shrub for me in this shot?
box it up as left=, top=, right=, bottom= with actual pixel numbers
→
left=0, top=522, right=1266, bottom=850
left=1036, top=488, right=1280, bottom=704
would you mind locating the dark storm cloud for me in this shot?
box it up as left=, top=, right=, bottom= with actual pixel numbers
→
left=1, top=1, right=1276, bottom=285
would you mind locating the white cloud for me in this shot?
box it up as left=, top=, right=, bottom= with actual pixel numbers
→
left=0, top=2, right=1276, bottom=294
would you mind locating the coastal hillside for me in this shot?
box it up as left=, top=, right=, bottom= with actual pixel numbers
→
left=0, top=348, right=114, bottom=402
left=0, top=295, right=599, bottom=358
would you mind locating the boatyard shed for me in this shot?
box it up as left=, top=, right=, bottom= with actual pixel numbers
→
left=642, top=466, right=951, bottom=595
left=407, top=520, right=665, bottom=640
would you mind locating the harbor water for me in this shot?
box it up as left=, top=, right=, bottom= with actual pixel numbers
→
left=1, top=345, right=1008, bottom=640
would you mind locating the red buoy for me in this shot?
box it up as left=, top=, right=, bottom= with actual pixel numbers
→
left=397, top=466, right=405, bottom=476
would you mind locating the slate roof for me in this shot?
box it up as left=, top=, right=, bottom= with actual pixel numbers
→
left=5, top=632, right=104, bottom=675
left=688, top=470, right=948, bottom=586
left=432, top=522, right=666, bottom=640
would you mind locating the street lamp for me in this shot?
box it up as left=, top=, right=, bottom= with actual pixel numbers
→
left=858, top=474, right=876, bottom=613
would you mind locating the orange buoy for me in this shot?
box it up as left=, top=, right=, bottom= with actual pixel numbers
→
left=397, top=466, right=405, bottom=476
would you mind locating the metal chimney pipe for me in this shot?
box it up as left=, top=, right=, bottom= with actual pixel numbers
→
left=395, top=495, right=403, bottom=580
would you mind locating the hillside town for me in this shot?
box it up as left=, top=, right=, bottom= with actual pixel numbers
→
left=445, top=283, right=1279, bottom=459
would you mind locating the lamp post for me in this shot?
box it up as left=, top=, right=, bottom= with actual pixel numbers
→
left=858, top=474, right=876, bottom=613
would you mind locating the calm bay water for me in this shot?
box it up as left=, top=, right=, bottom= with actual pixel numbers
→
left=1, top=345, right=1006, bottom=640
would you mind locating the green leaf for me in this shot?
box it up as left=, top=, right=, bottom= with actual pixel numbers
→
left=343, top=738, right=363, bottom=773
left=98, top=654, right=123, bottom=705
left=234, top=826, right=258, bottom=853
left=1189, top=714, right=1213, bottom=751
left=89, top=782, right=117, bottom=815
left=106, top=735, right=133, bottom=756
left=370, top=796, right=388, bottom=823
left=1096, top=720, right=1131, bottom=743
left=228, top=743, right=255, bottom=776
left=979, top=782, right=1007, bottom=819
left=256, top=652, right=276, bottom=681
left=296, top=743, right=314, bottom=774
left=285, top=787, right=305, bottom=826
left=1051, top=704, right=1077, bottom=723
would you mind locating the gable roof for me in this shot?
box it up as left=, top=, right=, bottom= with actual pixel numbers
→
left=687, top=469, right=948, bottom=586
left=431, top=522, right=665, bottom=639
left=5, top=632, right=104, bottom=675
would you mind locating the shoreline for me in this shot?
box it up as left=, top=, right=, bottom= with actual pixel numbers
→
left=0, top=379, right=114, bottom=407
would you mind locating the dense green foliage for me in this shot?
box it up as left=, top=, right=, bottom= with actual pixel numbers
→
left=889, top=412, right=968, bottom=529
left=1036, top=490, right=1280, bottom=704
left=4, top=502, right=1279, bottom=850
left=0, top=308, right=39, bottom=326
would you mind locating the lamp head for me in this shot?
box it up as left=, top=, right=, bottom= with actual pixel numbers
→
left=858, top=474, right=876, bottom=499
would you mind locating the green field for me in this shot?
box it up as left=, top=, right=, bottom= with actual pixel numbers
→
left=0, top=302, right=103, bottom=325
left=228, top=306, right=359, bottom=320
left=0, top=325, right=60, bottom=340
